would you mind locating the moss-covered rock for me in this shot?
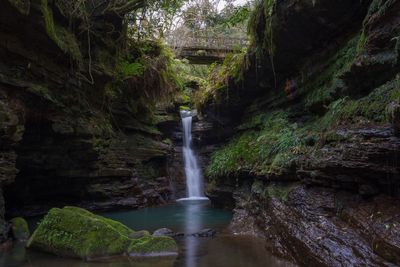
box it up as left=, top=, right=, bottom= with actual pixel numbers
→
left=10, top=217, right=30, bottom=241
left=27, top=206, right=178, bottom=259
left=128, top=235, right=178, bottom=256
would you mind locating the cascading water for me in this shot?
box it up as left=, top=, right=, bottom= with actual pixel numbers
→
left=179, top=110, right=208, bottom=201
left=179, top=110, right=209, bottom=267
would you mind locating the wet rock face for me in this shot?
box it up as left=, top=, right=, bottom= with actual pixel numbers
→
left=265, top=0, right=371, bottom=74
left=231, top=182, right=400, bottom=266
left=200, top=0, right=400, bottom=266
left=298, top=125, right=400, bottom=196
left=199, top=0, right=373, bottom=126
left=2, top=108, right=176, bottom=217
left=0, top=92, right=24, bottom=187
left=217, top=125, right=400, bottom=266
left=0, top=0, right=182, bottom=229
left=0, top=91, right=24, bottom=242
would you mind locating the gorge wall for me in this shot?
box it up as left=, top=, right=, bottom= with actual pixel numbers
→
left=0, top=0, right=185, bottom=243
left=198, top=0, right=400, bottom=266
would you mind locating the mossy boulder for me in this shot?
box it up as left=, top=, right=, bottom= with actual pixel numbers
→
left=27, top=206, right=178, bottom=259
left=10, top=217, right=30, bottom=241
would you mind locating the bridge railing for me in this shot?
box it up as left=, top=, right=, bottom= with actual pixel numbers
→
left=166, top=35, right=248, bottom=51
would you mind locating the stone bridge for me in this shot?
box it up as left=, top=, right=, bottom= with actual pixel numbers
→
left=168, top=36, right=248, bottom=64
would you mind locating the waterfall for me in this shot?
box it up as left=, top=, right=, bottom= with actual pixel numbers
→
left=179, top=110, right=208, bottom=200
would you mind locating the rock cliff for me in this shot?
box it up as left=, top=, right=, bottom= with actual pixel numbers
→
left=198, top=0, right=400, bottom=265
left=0, top=0, right=184, bottom=243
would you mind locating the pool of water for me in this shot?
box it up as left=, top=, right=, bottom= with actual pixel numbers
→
left=0, top=200, right=292, bottom=267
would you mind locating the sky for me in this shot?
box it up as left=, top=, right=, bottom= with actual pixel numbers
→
left=217, top=0, right=249, bottom=10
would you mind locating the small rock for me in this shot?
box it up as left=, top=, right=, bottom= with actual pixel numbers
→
left=152, top=228, right=175, bottom=237
left=174, top=232, right=185, bottom=237
left=129, top=230, right=150, bottom=239
left=192, top=228, right=216, bottom=238
left=10, top=217, right=30, bottom=241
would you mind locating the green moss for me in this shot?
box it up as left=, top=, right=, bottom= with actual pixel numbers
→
left=162, top=138, right=172, bottom=146
left=357, top=30, right=368, bottom=53
left=8, top=0, right=30, bottom=15
left=10, top=217, right=30, bottom=241
left=248, top=0, right=277, bottom=55
left=206, top=131, right=258, bottom=178
left=206, top=179, right=217, bottom=193
left=118, top=61, right=145, bottom=78
left=323, top=131, right=349, bottom=143
left=268, top=152, right=297, bottom=176
left=27, top=206, right=133, bottom=258
left=109, top=40, right=183, bottom=115
left=94, top=49, right=117, bottom=76
left=206, top=75, right=400, bottom=180
left=179, top=105, right=191, bottom=111
left=28, top=84, right=62, bottom=106
left=319, top=75, right=400, bottom=128
left=128, top=236, right=178, bottom=255
left=265, top=183, right=296, bottom=202
left=135, top=158, right=166, bottom=180
left=223, top=49, right=250, bottom=83
left=251, top=180, right=297, bottom=202
left=40, top=0, right=82, bottom=64
left=206, top=111, right=305, bottom=178
left=365, top=0, right=397, bottom=22
left=91, top=136, right=111, bottom=152
left=358, top=0, right=397, bottom=54
left=304, top=34, right=360, bottom=110
left=194, top=49, right=249, bottom=110
left=179, top=93, right=191, bottom=104
left=27, top=206, right=178, bottom=259
left=62, top=207, right=134, bottom=237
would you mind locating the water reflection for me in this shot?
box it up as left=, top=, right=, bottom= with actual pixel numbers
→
left=181, top=200, right=206, bottom=267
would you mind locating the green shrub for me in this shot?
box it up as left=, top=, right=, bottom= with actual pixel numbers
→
left=319, top=75, right=400, bottom=128
left=206, top=111, right=305, bottom=178
left=194, top=48, right=249, bottom=110
left=304, top=34, right=360, bottom=110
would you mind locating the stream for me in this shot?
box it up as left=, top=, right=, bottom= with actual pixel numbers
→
left=1, top=202, right=291, bottom=267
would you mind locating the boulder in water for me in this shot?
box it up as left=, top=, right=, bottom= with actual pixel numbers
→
left=152, top=228, right=175, bottom=237
left=192, top=228, right=216, bottom=238
left=27, top=206, right=178, bottom=259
